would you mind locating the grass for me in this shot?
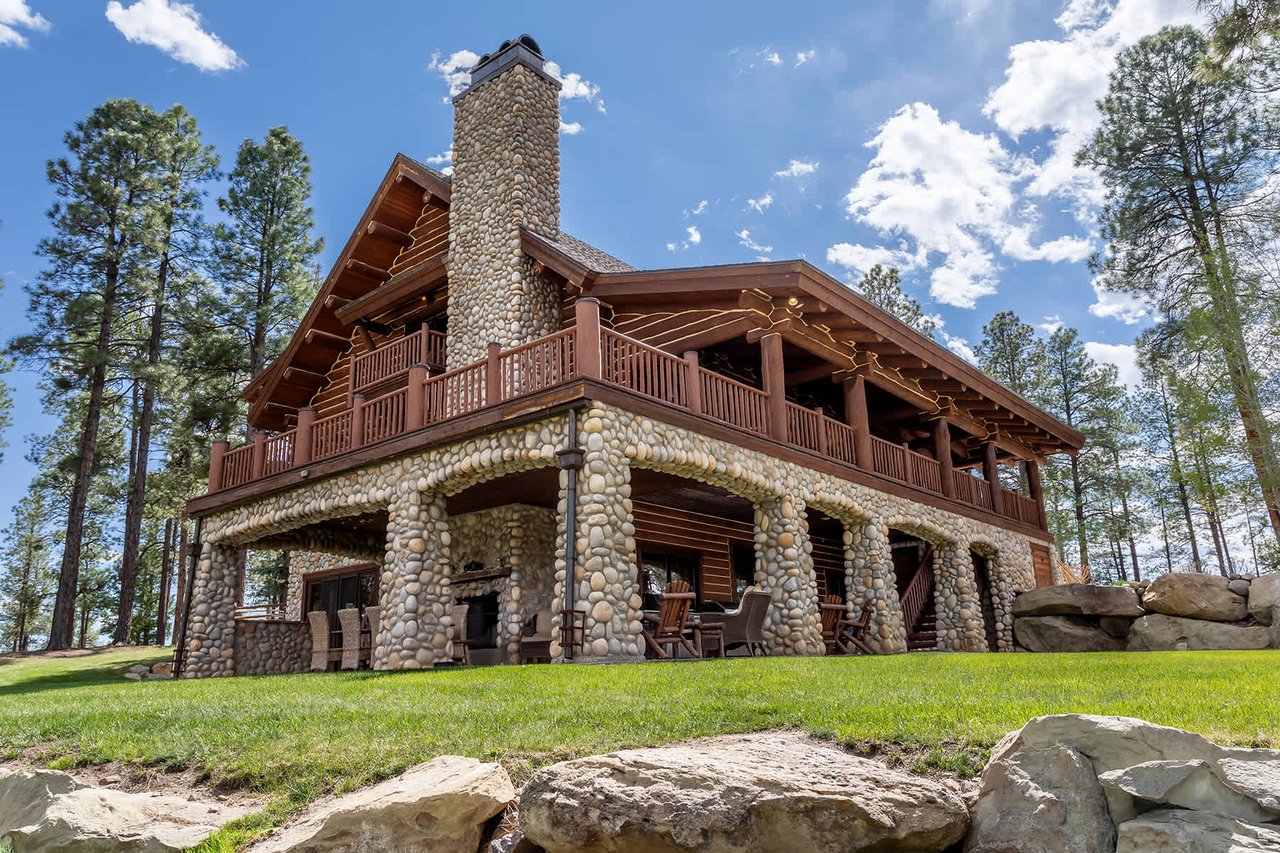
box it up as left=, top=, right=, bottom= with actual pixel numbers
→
left=2, top=647, right=1278, bottom=849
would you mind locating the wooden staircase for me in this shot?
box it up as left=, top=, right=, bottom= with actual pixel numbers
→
left=899, top=544, right=938, bottom=652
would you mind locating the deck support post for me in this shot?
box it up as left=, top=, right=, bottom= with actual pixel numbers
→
left=485, top=343, right=502, bottom=404
left=575, top=297, right=602, bottom=380
left=1024, top=459, right=1045, bottom=529
left=208, top=440, right=229, bottom=492
left=935, top=544, right=988, bottom=652
left=406, top=365, right=427, bottom=431
left=843, top=515, right=907, bottom=653
left=351, top=394, right=366, bottom=449
left=683, top=351, right=702, bottom=415
left=250, top=432, right=267, bottom=480
left=373, top=488, right=455, bottom=671
left=844, top=376, right=873, bottom=470
left=753, top=495, right=823, bottom=656
left=982, top=441, right=1004, bottom=515
left=181, top=541, right=241, bottom=678
left=294, top=408, right=315, bottom=466
left=760, top=332, right=788, bottom=442
left=934, top=419, right=954, bottom=498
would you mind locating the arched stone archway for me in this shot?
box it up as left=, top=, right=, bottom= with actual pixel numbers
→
left=881, top=517, right=986, bottom=652
left=969, top=539, right=1015, bottom=651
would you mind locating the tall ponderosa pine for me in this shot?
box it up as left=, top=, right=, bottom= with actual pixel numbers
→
left=113, top=106, right=217, bottom=644
left=1078, top=26, right=1280, bottom=545
left=853, top=265, right=939, bottom=340
left=0, top=488, right=54, bottom=652
left=976, top=311, right=1041, bottom=400
left=210, top=127, right=321, bottom=385
left=11, top=100, right=163, bottom=649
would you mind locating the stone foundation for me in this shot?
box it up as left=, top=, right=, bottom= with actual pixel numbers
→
left=234, top=619, right=310, bottom=676
left=186, top=402, right=1045, bottom=675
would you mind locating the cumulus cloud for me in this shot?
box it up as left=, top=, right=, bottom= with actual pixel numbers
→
left=105, top=0, right=241, bottom=71
left=943, top=332, right=978, bottom=363
left=982, top=0, right=1200, bottom=212
left=737, top=229, right=773, bottom=256
left=428, top=49, right=481, bottom=99
left=775, top=159, right=819, bottom=178
left=0, top=0, right=50, bottom=48
left=1039, top=315, right=1065, bottom=334
left=1088, top=278, right=1154, bottom=324
left=835, top=102, right=1092, bottom=308
left=747, top=191, right=773, bottom=213
left=426, top=147, right=453, bottom=176
left=1085, top=340, right=1142, bottom=388
left=688, top=199, right=709, bottom=216
left=762, top=50, right=782, bottom=66
left=543, top=60, right=607, bottom=113
left=559, top=120, right=582, bottom=136
left=686, top=225, right=702, bottom=245
left=667, top=225, right=702, bottom=252
left=795, top=49, right=816, bottom=66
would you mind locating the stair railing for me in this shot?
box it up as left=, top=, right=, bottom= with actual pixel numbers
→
left=899, top=545, right=935, bottom=640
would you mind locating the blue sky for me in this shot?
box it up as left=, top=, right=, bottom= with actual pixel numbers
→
left=0, top=0, right=1199, bottom=526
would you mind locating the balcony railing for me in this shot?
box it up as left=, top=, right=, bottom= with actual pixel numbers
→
left=208, top=301, right=1045, bottom=530
left=350, top=328, right=446, bottom=396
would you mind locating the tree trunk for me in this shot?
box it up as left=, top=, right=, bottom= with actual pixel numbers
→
left=1070, top=454, right=1090, bottom=576
left=156, top=517, right=173, bottom=646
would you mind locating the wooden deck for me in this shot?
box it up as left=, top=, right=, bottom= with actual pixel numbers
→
left=206, top=301, right=1047, bottom=532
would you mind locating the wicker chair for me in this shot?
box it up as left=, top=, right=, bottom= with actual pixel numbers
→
left=307, top=610, right=342, bottom=672
left=700, top=587, right=770, bottom=656
left=337, top=607, right=366, bottom=670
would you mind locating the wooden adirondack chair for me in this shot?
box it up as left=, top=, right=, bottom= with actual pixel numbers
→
left=820, top=595, right=847, bottom=655
left=642, top=580, right=699, bottom=659
left=821, top=595, right=876, bottom=656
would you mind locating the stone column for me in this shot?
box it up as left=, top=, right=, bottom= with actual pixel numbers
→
left=843, top=517, right=907, bottom=653
left=182, top=541, right=241, bottom=678
left=754, top=495, right=823, bottom=656
left=552, top=410, right=644, bottom=662
left=934, top=543, right=988, bottom=652
left=373, top=488, right=455, bottom=670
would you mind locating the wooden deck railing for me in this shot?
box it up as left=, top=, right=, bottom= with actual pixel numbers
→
left=350, top=329, right=446, bottom=395
left=210, top=305, right=1046, bottom=531
left=898, top=545, right=935, bottom=643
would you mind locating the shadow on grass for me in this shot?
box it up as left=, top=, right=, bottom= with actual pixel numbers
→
left=0, top=656, right=170, bottom=697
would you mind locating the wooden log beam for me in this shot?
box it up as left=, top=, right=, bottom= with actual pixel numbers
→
left=323, top=294, right=353, bottom=311
left=304, top=329, right=353, bottom=350
left=366, top=220, right=414, bottom=247
left=283, top=366, right=329, bottom=383
left=345, top=259, right=392, bottom=281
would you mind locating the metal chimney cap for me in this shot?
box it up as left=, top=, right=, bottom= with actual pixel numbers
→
left=463, top=34, right=558, bottom=95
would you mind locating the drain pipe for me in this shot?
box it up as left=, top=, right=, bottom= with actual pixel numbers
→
left=172, top=517, right=203, bottom=677
left=556, top=407, right=585, bottom=661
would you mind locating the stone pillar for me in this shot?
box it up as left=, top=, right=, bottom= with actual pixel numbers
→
left=843, top=517, right=907, bottom=653
left=983, top=550, right=1017, bottom=651
left=448, top=37, right=562, bottom=367
left=182, top=541, right=241, bottom=678
left=934, top=543, right=988, bottom=652
left=374, top=488, right=455, bottom=670
left=552, top=411, right=643, bottom=662
left=753, top=495, right=823, bottom=655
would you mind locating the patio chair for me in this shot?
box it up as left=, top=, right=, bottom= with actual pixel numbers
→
left=820, top=595, right=848, bottom=655
left=337, top=607, right=366, bottom=670
left=838, top=605, right=876, bottom=656
left=699, top=587, right=769, bottom=657
left=519, top=609, right=555, bottom=664
left=307, top=610, right=342, bottom=672
left=641, top=580, right=699, bottom=659
left=451, top=602, right=470, bottom=664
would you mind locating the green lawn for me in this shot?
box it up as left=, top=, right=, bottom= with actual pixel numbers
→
left=2, top=647, right=1278, bottom=850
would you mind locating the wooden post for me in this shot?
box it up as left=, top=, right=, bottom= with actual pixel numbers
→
left=208, top=440, right=229, bottom=492
left=933, top=419, right=954, bottom=498
left=575, top=297, right=602, bottom=379
left=983, top=440, right=1005, bottom=515
left=250, top=432, right=266, bottom=480
left=683, top=351, right=702, bottom=414
left=351, top=394, right=366, bottom=448
left=485, top=342, right=503, bottom=403
left=760, top=332, right=787, bottom=442
left=1024, top=459, right=1045, bottom=529
left=813, top=407, right=829, bottom=456
left=407, top=365, right=427, bottom=430
left=844, top=376, right=873, bottom=470
left=294, top=408, right=316, bottom=466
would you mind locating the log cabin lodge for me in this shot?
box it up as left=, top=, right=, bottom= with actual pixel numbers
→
left=174, top=35, right=1083, bottom=677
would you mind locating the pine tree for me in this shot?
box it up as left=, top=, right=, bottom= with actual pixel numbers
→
left=976, top=311, right=1041, bottom=400
left=853, top=265, right=939, bottom=340
left=0, top=488, right=54, bottom=652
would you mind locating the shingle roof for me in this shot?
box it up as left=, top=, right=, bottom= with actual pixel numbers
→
left=548, top=231, right=636, bottom=273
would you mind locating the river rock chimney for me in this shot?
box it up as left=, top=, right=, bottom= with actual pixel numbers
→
left=447, top=34, right=562, bottom=368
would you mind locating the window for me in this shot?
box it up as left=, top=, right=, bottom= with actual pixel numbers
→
left=639, top=547, right=700, bottom=610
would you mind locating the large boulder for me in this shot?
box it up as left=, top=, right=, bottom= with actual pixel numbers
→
left=965, top=743, right=1114, bottom=853
left=1098, top=759, right=1277, bottom=823
left=1012, top=584, right=1143, bottom=618
left=1126, top=614, right=1272, bottom=652
left=1115, top=808, right=1280, bottom=852
left=1141, top=573, right=1247, bottom=622
left=0, top=767, right=250, bottom=852
left=250, top=756, right=514, bottom=852
left=1014, top=616, right=1125, bottom=652
left=1248, top=573, right=1280, bottom=625
left=519, top=731, right=969, bottom=852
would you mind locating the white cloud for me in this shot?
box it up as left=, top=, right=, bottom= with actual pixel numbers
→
left=559, top=120, right=582, bottom=136
left=763, top=50, right=782, bottom=66
left=834, top=101, right=1097, bottom=308
left=737, top=229, right=773, bottom=256
left=982, top=0, right=1200, bottom=212
left=795, top=49, right=816, bottom=66
left=543, top=60, right=606, bottom=115
left=775, top=159, right=819, bottom=179
left=689, top=199, right=709, bottom=216
left=747, top=191, right=773, bottom=214
left=686, top=225, right=701, bottom=245
left=666, top=242, right=678, bottom=252
left=0, top=0, right=50, bottom=48
left=1039, top=314, right=1065, bottom=334
left=105, top=0, right=242, bottom=72
left=1088, top=278, right=1154, bottom=324
left=943, top=332, right=978, bottom=363
left=428, top=49, right=481, bottom=99
left=426, top=147, right=453, bottom=176
left=1085, top=340, right=1142, bottom=388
